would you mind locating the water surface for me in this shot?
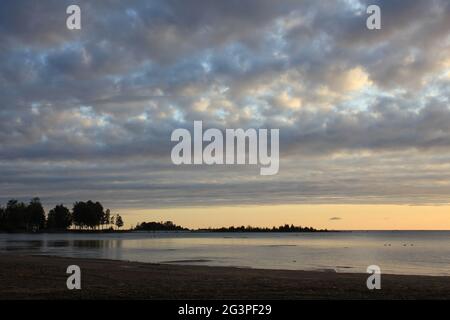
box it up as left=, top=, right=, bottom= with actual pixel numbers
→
left=1, top=231, right=449, bottom=276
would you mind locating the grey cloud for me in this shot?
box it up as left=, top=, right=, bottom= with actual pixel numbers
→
left=0, top=0, right=449, bottom=209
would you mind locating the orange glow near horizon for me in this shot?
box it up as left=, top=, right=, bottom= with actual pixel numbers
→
left=117, top=204, right=450, bottom=230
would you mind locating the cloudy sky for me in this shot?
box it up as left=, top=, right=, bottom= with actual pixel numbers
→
left=1, top=0, right=449, bottom=228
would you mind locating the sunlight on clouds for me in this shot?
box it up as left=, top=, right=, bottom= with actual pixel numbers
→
left=193, top=98, right=210, bottom=112
left=340, top=67, right=371, bottom=92
left=275, top=91, right=302, bottom=110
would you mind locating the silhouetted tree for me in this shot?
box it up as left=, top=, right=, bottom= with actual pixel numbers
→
left=92, top=201, right=104, bottom=230
left=134, top=221, right=187, bottom=231
left=47, top=204, right=72, bottom=230
left=26, top=198, right=46, bottom=231
left=0, top=199, right=44, bottom=231
left=72, top=200, right=105, bottom=230
left=0, top=206, right=5, bottom=230
left=5, top=199, right=27, bottom=230
left=102, top=208, right=111, bottom=230
left=115, top=214, right=124, bottom=230
left=72, top=201, right=85, bottom=229
left=0, top=198, right=127, bottom=232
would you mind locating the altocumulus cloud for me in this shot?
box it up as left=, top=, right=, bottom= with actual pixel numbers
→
left=0, top=0, right=449, bottom=209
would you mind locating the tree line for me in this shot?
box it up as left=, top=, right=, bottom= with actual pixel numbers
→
left=134, top=221, right=187, bottom=231
left=134, top=221, right=328, bottom=232
left=198, top=224, right=327, bottom=232
left=0, top=198, right=124, bottom=232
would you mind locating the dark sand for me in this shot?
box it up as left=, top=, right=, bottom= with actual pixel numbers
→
left=0, top=254, right=449, bottom=299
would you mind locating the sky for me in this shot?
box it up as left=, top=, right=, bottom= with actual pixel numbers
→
left=0, top=0, right=449, bottom=229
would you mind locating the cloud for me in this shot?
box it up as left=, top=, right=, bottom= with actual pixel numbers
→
left=0, top=0, right=449, bottom=209
left=329, top=217, right=342, bottom=221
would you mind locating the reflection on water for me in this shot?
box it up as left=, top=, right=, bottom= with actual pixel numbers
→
left=0, top=231, right=449, bottom=276
left=43, top=239, right=124, bottom=251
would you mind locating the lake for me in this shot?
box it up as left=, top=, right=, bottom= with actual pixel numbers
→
left=1, top=231, right=449, bottom=276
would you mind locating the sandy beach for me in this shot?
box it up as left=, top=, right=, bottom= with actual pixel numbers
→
left=0, top=254, right=449, bottom=300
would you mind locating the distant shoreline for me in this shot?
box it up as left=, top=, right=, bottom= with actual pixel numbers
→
left=4, top=230, right=450, bottom=236
left=3, top=229, right=450, bottom=234
left=0, top=228, right=336, bottom=234
left=0, top=230, right=339, bottom=234
left=1, top=254, right=449, bottom=299
left=4, top=229, right=450, bottom=234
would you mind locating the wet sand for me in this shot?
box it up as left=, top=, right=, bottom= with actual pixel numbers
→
left=0, top=254, right=449, bottom=299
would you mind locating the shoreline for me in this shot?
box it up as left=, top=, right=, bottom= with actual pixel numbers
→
left=3, top=230, right=450, bottom=235
left=1, top=254, right=450, bottom=299
left=21, top=253, right=450, bottom=278
left=0, top=229, right=336, bottom=234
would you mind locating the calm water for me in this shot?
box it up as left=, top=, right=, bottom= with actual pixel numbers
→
left=1, top=231, right=449, bottom=276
